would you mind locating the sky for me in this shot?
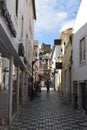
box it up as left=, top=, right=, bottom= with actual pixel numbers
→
left=34, top=0, right=81, bottom=47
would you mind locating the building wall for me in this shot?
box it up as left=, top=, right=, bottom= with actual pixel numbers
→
left=3, top=0, right=35, bottom=67
left=0, top=0, right=36, bottom=126
left=41, top=43, right=51, bottom=52
left=73, top=23, right=87, bottom=81
left=33, top=40, right=39, bottom=81
left=73, top=0, right=87, bottom=34
left=51, top=43, right=62, bottom=91
left=73, top=0, right=87, bottom=112
left=51, top=46, right=56, bottom=90
left=73, top=23, right=87, bottom=112
left=61, top=28, right=73, bottom=103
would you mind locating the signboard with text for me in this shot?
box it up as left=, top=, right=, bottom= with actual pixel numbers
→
left=55, top=62, right=62, bottom=69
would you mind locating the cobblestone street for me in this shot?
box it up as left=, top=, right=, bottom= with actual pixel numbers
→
left=11, top=90, right=87, bottom=130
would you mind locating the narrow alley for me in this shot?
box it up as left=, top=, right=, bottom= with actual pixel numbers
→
left=11, top=90, right=87, bottom=130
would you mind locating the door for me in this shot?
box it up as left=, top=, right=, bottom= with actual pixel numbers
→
left=82, top=84, right=86, bottom=110
left=68, top=67, right=72, bottom=103
left=73, top=81, right=78, bottom=109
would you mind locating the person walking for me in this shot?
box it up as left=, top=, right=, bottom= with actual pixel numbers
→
left=45, top=79, right=50, bottom=93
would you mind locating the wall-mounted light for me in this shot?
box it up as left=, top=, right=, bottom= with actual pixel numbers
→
left=18, top=43, right=24, bottom=57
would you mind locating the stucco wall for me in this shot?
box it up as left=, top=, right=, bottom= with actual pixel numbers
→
left=73, top=0, right=87, bottom=33
left=0, top=0, right=35, bottom=66
left=73, top=23, right=87, bottom=81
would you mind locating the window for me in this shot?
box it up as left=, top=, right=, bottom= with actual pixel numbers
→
left=16, top=0, right=18, bottom=17
left=80, top=37, right=86, bottom=64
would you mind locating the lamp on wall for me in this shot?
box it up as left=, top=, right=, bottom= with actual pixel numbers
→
left=18, top=43, right=24, bottom=57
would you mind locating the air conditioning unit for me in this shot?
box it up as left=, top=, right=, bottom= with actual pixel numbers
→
left=18, top=43, right=24, bottom=57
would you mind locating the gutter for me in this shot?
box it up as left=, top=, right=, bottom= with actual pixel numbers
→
left=32, top=0, right=36, bottom=20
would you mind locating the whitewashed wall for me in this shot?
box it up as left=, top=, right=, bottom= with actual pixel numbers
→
left=73, top=0, right=87, bottom=34
left=73, top=23, right=87, bottom=81
left=2, top=0, right=35, bottom=65
left=73, top=0, right=87, bottom=81
left=51, top=47, right=56, bottom=69
left=51, top=45, right=62, bottom=90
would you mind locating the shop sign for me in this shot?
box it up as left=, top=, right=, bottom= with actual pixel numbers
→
left=55, top=62, right=62, bottom=69
left=54, top=39, right=61, bottom=45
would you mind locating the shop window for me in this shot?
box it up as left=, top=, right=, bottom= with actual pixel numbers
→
left=0, top=54, right=9, bottom=126
left=12, top=64, right=17, bottom=115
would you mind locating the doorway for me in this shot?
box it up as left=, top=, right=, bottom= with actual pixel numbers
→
left=68, top=67, right=72, bottom=103
left=80, top=83, right=86, bottom=111
left=81, top=84, right=86, bottom=110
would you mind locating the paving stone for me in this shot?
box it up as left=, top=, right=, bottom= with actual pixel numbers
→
left=11, top=91, right=87, bottom=130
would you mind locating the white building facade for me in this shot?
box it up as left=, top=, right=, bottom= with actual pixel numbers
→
left=73, top=0, right=87, bottom=113
left=51, top=40, right=62, bottom=91
left=0, top=0, right=36, bottom=127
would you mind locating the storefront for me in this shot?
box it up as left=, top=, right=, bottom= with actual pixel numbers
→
left=0, top=23, right=28, bottom=127
left=0, top=55, right=10, bottom=126
left=79, top=81, right=87, bottom=114
left=73, top=80, right=87, bottom=114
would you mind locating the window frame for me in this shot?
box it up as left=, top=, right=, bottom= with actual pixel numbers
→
left=80, top=37, right=86, bottom=65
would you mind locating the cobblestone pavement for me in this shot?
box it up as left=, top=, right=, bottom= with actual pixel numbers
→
left=11, top=91, right=87, bottom=130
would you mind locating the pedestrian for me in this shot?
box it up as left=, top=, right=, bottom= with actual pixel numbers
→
left=45, top=79, right=50, bottom=93
left=30, top=87, right=34, bottom=100
left=28, top=83, right=34, bottom=101
left=28, top=77, right=34, bottom=101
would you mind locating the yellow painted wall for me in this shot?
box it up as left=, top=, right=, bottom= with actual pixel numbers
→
left=60, top=29, right=73, bottom=95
